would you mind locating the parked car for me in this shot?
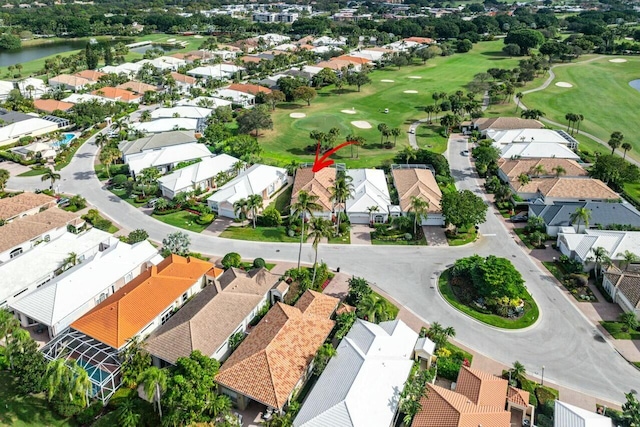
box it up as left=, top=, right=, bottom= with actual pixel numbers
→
left=510, top=214, right=528, bottom=223
left=147, top=198, right=160, bottom=208
left=461, top=150, right=470, bottom=156
left=57, top=198, right=70, bottom=207
left=409, top=129, right=415, bottom=134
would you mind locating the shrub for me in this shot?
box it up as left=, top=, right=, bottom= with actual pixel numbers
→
left=287, top=228, right=295, bottom=237
left=196, top=213, right=214, bottom=225
left=535, top=386, right=559, bottom=407
left=107, top=387, right=137, bottom=409
left=93, top=218, right=113, bottom=231
left=75, top=401, right=103, bottom=425
left=112, top=174, right=128, bottom=187
left=436, top=357, right=462, bottom=381
left=221, top=252, right=242, bottom=269
left=559, top=255, right=583, bottom=274
left=259, top=207, right=282, bottom=227
left=404, top=233, right=413, bottom=241
left=253, top=257, right=266, bottom=268
left=538, top=399, right=555, bottom=417
left=50, top=397, right=84, bottom=418
left=536, top=414, right=553, bottom=427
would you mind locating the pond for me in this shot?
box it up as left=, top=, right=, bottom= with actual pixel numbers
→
left=630, top=79, right=640, bottom=92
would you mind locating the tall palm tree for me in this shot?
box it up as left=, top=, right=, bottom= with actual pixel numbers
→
left=357, top=294, right=390, bottom=323
left=291, top=190, right=322, bottom=270
left=377, top=123, right=389, bottom=145
left=95, top=133, right=109, bottom=149
left=329, top=173, right=354, bottom=236
left=569, top=206, right=591, bottom=232
left=308, top=217, right=332, bottom=286
left=63, top=252, right=78, bottom=270
left=99, top=147, right=120, bottom=179
left=622, top=142, right=632, bottom=159
left=608, top=131, right=624, bottom=154
left=509, top=361, right=527, bottom=387
left=574, top=114, right=584, bottom=134
left=231, top=160, right=246, bottom=176
left=138, top=366, right=167, bottom=419
left=408, top=196, right=429, bottom=236
left=617, top=250, right=639, bottom=270
left=233, top=198, right=249, bottom=226
left=6, top=327, right=31, bottom=370
left=591, top=246, right=609, bottom=280
left=515, top=92, right=523, bottom=112
left=403, top=146, right=417, bottom=165
left=247, top=194, right=263, bottom=229
left=390, top=128, right=401, bottom=146
left=367, top=205, right=380, bottom=224
left=41, top=169, right=61, bottom=190
left=424, top=105, right=435, bottom=123
left=552, top=166, right=566, bottom=177
left=69, top=362, right=92, bottom=407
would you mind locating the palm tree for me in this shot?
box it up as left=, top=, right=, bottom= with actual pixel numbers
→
left=377, top=123, right=389, bottom=145
left=591, top=247, right=609, bottom=280
left=41, top=168, right=61, bottom=190
left=308, top=217, right=332, bottom=286
left=390, top=128, right=401, bottom=146
left=6, top=328, right=31, bottom=370
left=622, top=142, right=632, bottom=159
left=424, top=105, right=435, bottom=123
left=116, top=399, right=141, bottom=427
left=509, top=361, right=527, bottom=387
left=329, top=173, right=354, bottom=236
left=357, top=294, right=390, bottom=323
left=402, top=146, right=417, bottom=165
left=530, top=164, right=546, bottom=177
left=617, top=250, right=639, bottom=270
left=408, top=196, right=429, bottom=236
left=100, top=147, right=120, bottom=178
left=140, top=110, right=152, bottom=122
left=233, top=198, right=249, bottom=226
left=574, top=114, right=584, bottom=134
left=63, top=252, right=78, bottom=270
left=552, top=166, right=566, bottom=177
left=565, top=113, right=576, bottom=133
left=291, top=190, right=322, bottom=270
left=231, top=160, right=246, bottom=176
left=608, top=131, right=624, bottom=154
left=247, top=194, right=263, bottom=229
left=569, top=206, right=591, bottom=232
left=367, top=205, right=380, bottom=224
left=515, top=92, right=523, bottom=112
left=618, top=312, right=639, bottom=332
left=138, top=366, right=167, bottom=419
left=517, top=173, right=530, bottom=186
left=69, top=361, right=92, bottom=408
left=0, top=309, right=19, bottom=347
left=95, top=133, right=109, bottom=149
left=208, top=393, right=232, bottom=418
left=45, top=358, right=70, bottom=401
left=521, top=109, right=545, bottom=120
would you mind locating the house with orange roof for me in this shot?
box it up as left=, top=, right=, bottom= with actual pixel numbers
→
left=391, top=165, right=444, bottom=225
left=336, top=55, right=373, bottom=65
left=33, top=99, right=74, bottom=113
left=228, top=83, right=272, bottom=96
left=116, top=80, right=158, bottom=94
left=216, top=290, right=339, bottom=412
left=49, top=74, right=90, bottom=92
left=74, top=69, right=106, bottom=83
left=91, top=87, right=141, bottom=103
left=404, top=36, right=434, bottom=44
left=170, top=71, right=197, bottom=93
left=291, top=167, right=336, bottom=219
left=412, top=366, right=535, bottom=427
left=315, top=59, right=361, bottom=72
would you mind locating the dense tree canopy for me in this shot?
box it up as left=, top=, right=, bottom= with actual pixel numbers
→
left=441, top=189, right=488, bottom=232
left=452, top=255, right=526, bottom=300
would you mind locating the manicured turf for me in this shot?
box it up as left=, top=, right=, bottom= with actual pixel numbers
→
left=370, top=234, right=427, bottom=245
left=439, top=270, right=540, bottom=329
left=446, top=228, right=477, bottom=246
left=152, top=210, right=211, bottom=233
left=372, top=291, right=400, bottom=320
left=415, top=124, right=449, bottom=154
left=262, top=40, right=520, bottom=168
left=600, top=321, right=640, bottom=340
left=220, top=225, right=302, bottom=243
left=17, top=168, right=48, bottom=177
left=524, top=56, right=640, bottom=162
left=0, top=371, right=72, bottom=427
left=267, top=185, right=293, bottom=213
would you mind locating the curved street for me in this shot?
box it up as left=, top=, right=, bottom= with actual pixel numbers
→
left=7, top=128, right=639, bottom=404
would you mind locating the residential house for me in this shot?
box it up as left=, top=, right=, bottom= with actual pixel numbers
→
left=312, top=36, right=347, bottom=47
left=557, top=229, right=640, bottom=269
left=498, top=142, right=580, bottom=160
left=42, top=254, right=215, bottom=402
left=9, top=240, right=160, bottom=339
left=131, top=118, right=201, bottom=134
left=62, top=93, right=111, bottom=105
left=0, top=117, right=59, bottom=146
left=207, top=164, right=287, bottom=219
left=0, top=207, right=83, bottom=263
left=0, top=192, right=56, bottom=222
left=510, top=177, right=619, bottom=204
left=74, top=70, right=106, bottom=83
left=176, top=96, right=233, bottom=109
left=391, top=167, right=444, bottom=225
left=213, top=88, right=256, bottom=108
left=17, top=78, right=48, bottom=99
left=0, top=229, right=114, bottom=309
left=315, top=59, right=360, bottom=72
left=529, top=202, right=640, bottom=236
left=346, top=169, right=392, bottom=224
left=291, top=168, right=336, bottom=220
left=158, top=153, right=240, bottom=199
left=150, top=106, right=214, bottom=120
left=348, top=48, right=392, bottom=62
left=100, top=62, right=144, bottom=78
left=33, top=99, right=74, bottom=113
left=216, top=290, right=339, bottom=412
left=137, top=56, right=186, bottom=71
left=146, top=267, right=288, bottom=366
left=10, top=141, right=56, bottom=161
left=293, top=319, right=417, bottom=427
left=335, top=55, right=373, bottom=67
left=554, top=401, right=613, bottom=427
left=91, top=87, right=141, bottom=103
left=125, top=142, right=212, bottom=177
left=488, top=128, right=578, bottom=150
left=119, top=130, right=197, bottom=161
left=0, top=80, right=14, bottom=100
left=412, top=366, right=534, bottom=427
left=228, top=83, right=272, bottom=96
left=606, top=265, right=640, bottom=317
left=467, top=117, right=544, bottom=136
left=49, top=74, right=90, bottom=92
left=187, top=64, right=245, bottom=81
left=498, top=158, right=586, bottom=184
left=115, top=81, right=158, bottom=95
left=170, top=72, right=197, bottom=93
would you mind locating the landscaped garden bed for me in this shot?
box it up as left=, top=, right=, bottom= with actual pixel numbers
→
left=445, top=226, right=477, bottom=246
left=541, top=256, right=597, bottom=302
left=600, top=320, right=640, bottom=340
left=371, top=219, right=427, bottom=246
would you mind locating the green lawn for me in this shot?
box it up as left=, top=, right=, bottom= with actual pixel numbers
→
left=513, top=228, right=535, bottom=249
left=542, top=261, right=564, bottom=282
left=109, top=188, right=148, bottom=208
left=0, top=371, right=72, bottom=427
left=220, top=225, right=302, bottom=243
left=267, top=185, right=293, bottom=213
left=328, top=233, right=351, bottom=244
left=634, top=362, right=640, bottom=369
left=17, top=168, right=48, bottom=177
left=262, top=40, right=520, bottom=168
left=152, top=210, right=211, bottom=233
left=372, top=291, right=400, bottom=320
left=439, top=270, right=539, bottom=329
left=446, top=228, right=477, bottom=246
left=600, top=321, right=640, bottom=340
left=371, top=234, right=427, bottom=245
left=524, top=56, right=640, bottom=162
left=415, top=124, right=449, bottom=154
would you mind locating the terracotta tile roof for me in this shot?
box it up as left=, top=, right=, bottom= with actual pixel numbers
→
left=368, top=47, right=394, bottom=53
left=71, top=255, right=213, bottom=349
left=145, top=267, right=285, bottom=364
left=473, top=117, right=544, bottom=131
left=404, top=36, right=434, bottom=44
left=50, top=73, right=90, bottom=87
left=228, top=83, right=272, bottom=95
left=291, top=168, right=336, bottom=212
left=0, top=192, right=55, bottom=220
left=498, top=158, right=586, bottom=179
left=607, top=268, right=640, bottom=308
left=74, top=70, right=106, bottom=82
left=170, top=72, right=196, bottom=85
left=456, top=366, right=508, bottom=408
left=336, top=55, right=372, bottom=65
left=315, top=59, right=353, bottom=71
left=116, top=81, right=158, bottom=94
left=514, top=177, right=619, bottom=200
left=215, top=290, right=338, bottom=409
left=335, top=302, right=356, bottom=315
left=239, top=55, right=262, bottom=64
left=392, top=168, right=442, bottom=213
left=507, top=386, right=530, bottom=407
left=0, top=207, right=80, bottom=253
left=298, top=44, right=314, bottom=50
left=91, top=87, right=141, bottom=101
left=33, top=99, right=74, bottom=113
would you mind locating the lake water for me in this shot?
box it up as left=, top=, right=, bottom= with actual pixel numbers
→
left=630, top=79, right=640, bottom=92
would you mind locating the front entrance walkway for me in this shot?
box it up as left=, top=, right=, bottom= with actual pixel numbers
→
left=202, top=216, right=236, bottom=237
left=422, top=226, right=448, bottom=246
left=350, top=224, right=372, bottom=245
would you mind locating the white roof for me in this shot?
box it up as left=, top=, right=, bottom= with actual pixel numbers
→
left=312, top=36, right=346, bottom=46
left=384, top=40, right=419, bottom=51
left=559, top=230, right=640, bottom=263
left=489, top=128, right=571, bottom=145
left=17, top=78, right=47, bottom=93
left=554, top=401, right=613, bottom=427
left=62, top=93, right=111, bottom=104
left=499, top=142, right=580, bottom=160
left=348, top=49, right=386, bottom=61
left=9, top=240, right=159, bottom=330
left=346, top=169, right=391, bottom=214
left=311, top=45, right=340, bottom=54
left=293, top=319, right=417, bottom=427
left=414, top=336, right=436, bottom=357
left=258, top=33, right=290, bottom=45
left=208, top=163, right=286, bottom=205
left=131, top=118, right=199, bottom=133
left=0, top=229, right=114, bottom=305
left=176, top=96, right=233, bottom=108
left=158, top=153, right=239, bottom=192
left=214, top=88, right=255, bottom=103
left=138, top=56, right=186, bottom=70
left=273, top=43, right=298, bottom=51
left=0, top=117, right=57, bottom=142
left=187, top=64, right=244, bottom=79
left=150, top=106, right=214, bottom=120
left=101, top=62, right=143, bottom=75
left=127, top=142, right=212, bottom=175
left=301, top=65, right=323, bottom=75
left=0, top=80, right=14, bottom=95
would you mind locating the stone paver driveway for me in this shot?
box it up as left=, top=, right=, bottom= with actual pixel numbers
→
left=350, top=224, right=372, bottom=245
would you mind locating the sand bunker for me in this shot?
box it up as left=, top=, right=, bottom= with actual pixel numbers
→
left=351, top=121, right=372, bottom=129
left=555, top=82, right=573, bottom=88
left=609, top=58, right=627, bottom=63
left=194, top=35, right=203, bottom=39
left=408, top=76, right=422, bottom=79
left=289, top=113, right=306, bottom=118
left=341, top=109, right=357, bottom=114
left=380, top=79, right=395, bottom=83
left=403, top=90, right=419, bottom=94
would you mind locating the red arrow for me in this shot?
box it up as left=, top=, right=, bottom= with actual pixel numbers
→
left=312, top=140, right=358, bottom=172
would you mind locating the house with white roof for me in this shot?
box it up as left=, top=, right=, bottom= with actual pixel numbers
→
left=346, top=169, right=392, bottom=224
left=557, top=229, right=640, bottom=268
left=554, top=400, right=612, bottom=427
left=293, top=319, right=417, bottom=427
left=17, top=78, right=48, bottom=99
left=62, top=93, right=112, bottom=105
left=131, top=118, right=201, bottom=134
left=9, top=240, right=160, bottom=339
left=158, top=153, right=240, bottom=199
left=49, top=74, right=90, bottom=92
left=213, top=88, right=255, bottom=108
left=348, top=49, right=388, bottom=62
left=125, top=142, right=212, bottom=177
left=312, top=36, right=346, bottom=46
left=0, top=80, right=14, bottom=100
left=119, top=130, right=197, bottom=161
left=0, top=229, right=114, bottom=309
left=101, top=62, right=144, bottom=78
left=138, top=56, right=186, bottom=71
left=176, top=96, right=233, bottom=109
left=150, top=106, right=214, bottom=120
left=187, top=64, right=245, bottom=80
left=499, top=142, right=580, bottom=160
left=488, top=128, right=578, bottom=150
left=0, top=117, right=59, bottom=146
left=207, top=164, right=287, bottom=218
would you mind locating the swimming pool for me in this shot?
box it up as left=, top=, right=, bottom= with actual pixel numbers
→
left=51, top=133, right=75, bottom=149
left=77, top=358, right=112, bottom=395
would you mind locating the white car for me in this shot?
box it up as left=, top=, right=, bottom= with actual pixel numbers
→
left=461, top=150, right=470, bottom=156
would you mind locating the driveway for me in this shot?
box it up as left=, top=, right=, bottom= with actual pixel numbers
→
left=1, top=160, right=31, bottom=177
left=349, top=224, right=372, bottom=245
left=202, top=217, right=235, bottom=237
left=422, top=226, right=448, bottom=246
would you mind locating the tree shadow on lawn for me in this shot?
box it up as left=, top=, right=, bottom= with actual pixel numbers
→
left=276, top=103, right=305, bottom=110
left=329, top=88, right=357, bottom=96
left=480, top=51, right=511, bottom=58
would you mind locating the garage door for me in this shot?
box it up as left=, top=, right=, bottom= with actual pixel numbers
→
left=422, top=215, right=444, bottom=226
left=219, top=207, right=236, bottom=219
left=348, top=214, right=370, bottom=224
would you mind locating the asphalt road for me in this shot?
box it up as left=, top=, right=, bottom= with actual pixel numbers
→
left=8, top=131, right=639, bottom=404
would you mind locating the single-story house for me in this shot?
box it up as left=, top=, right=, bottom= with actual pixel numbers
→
left=603, top=265, right=640, bottom=319
left=554, top=400, right=613, bottom=427
left=291, top=167, right=336, bottom=219
left=464, top=117, right=544, bottom=136
left=488, top=128, right=578, bottom=150
left=412, top=366, right=534, bottom=427
left=119, top=130, right=197, bottom=159
left=33, top=99, right=74, bottom=113
left=0, top=117, right=59, bottom=146
left=0, top=80, right=14, bottom=100
left=293, top=319, right=417, bottom=427
left=0, top=192, right=56, bottom=222
left=115, top=81, right=158, bottom=94
left=498, top=158, right=586, bottom=184
left=17, top=78, right=48, bottom=99
left=348, top=48, right=389, bottom=62
left=207, top=164, right=287, bottom=219
left=557, top=229, right=640, bottom=268
left=346, top=169, right=392, bottom=224
left=216, top=290, right=339, bottom=412
left=62, top=93, right=111, bottom=105
left=170, top=72, right=197, bottom=93
left=101, top=62, right=144, bottom=78
left=391, top=167, right=443, bottom=226
left=49, top=74, right=90, bottom=92
left=176, top=96, right=233, bottom=109
left=150, top=106, right=213, bottom=120
left=499, top=142, right=581, bottom=160
left=11, top=142, right=57, bottom=161
left=9, top=240, right=160, bottom=339
left=529, top=202, right=640, bottom=236
left=125, top=142, right=212, bottom=177
left=312, top=36, right=346, bottom=46
left=227, top=83, right=272, bottom=96
left=74, top=70, right=106, bottom=83
left=0, top=229, right=114, bottom=311
left=510, top=177, right=619, bottom=204
left=131, top=118, right=201, bottom=134
left=158, top=153, right=239, bottom=199
left=137, top=56, right=186, bottom=71
left=146, top=267, right=288, bottom=366
left=187, top=64, right=245, bottom=80
left=315, top=59, right=361, bottom=72
left=212, top=88, right=255, bottom=108
left=91, top=87, right=141, bottom=103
